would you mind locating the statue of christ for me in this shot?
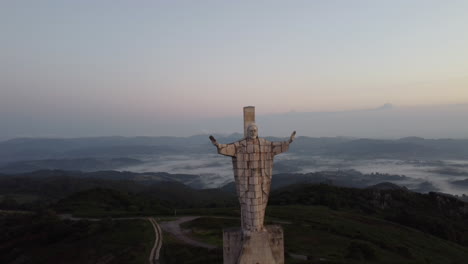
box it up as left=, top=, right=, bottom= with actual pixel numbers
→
left=210, top=116, right=295, bottom=235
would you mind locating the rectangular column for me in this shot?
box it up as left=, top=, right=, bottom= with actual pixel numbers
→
left=243, top=106, right=255, bottom=137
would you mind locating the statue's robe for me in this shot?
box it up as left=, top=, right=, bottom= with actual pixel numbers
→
left=216, top=138, right=290, bottom=232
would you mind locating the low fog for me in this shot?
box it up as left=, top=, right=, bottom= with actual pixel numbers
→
left=120, top=153, right=468, bottom=196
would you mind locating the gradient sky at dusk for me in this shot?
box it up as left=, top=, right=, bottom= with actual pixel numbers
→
left=1, top=1, right=467, bottom=138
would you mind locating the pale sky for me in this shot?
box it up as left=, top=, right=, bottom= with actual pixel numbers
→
left=1, top=1, right=467, bottom=138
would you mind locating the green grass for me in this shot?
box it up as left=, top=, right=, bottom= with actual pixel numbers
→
left=177, top=207, right=240, bottom=217
left=65, top=205, right=241, bottom=219
left=181, top=217, right=240, bottom=247
left=0, top=194, right=41, bottom=204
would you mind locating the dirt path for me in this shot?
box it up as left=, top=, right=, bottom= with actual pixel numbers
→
left=59, top=214, right=144, bottom=221
left=160, top=216, right=217, bottom=249
left=148, top=218, right=163, bottom=264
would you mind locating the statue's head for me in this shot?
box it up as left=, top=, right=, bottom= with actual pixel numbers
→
left=247, top=123, right=258, bottom=139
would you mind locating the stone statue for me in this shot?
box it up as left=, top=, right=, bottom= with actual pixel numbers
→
left=210, top=125, right=295, bottom=234
left=210, top=106, right=296, bottom=264
left=210, top=107, right=296, bottom=236
left=209, top=107, right=295, bottom=264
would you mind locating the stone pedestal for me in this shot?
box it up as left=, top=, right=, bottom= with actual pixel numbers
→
left=223, top=225, right=284, bottom=264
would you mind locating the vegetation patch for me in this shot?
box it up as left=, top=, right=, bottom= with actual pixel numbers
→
left=181, top=217, right=240, bottom=247
left=160, top=232, right=223, bottom=264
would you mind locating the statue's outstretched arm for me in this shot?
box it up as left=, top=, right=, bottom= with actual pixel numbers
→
left=209, top=135, right=219, bottom=146
left=209, top=135, right=236, bottom=157
left=272, top=131, right=296, bottom=156
left=289, top=131, right=296, bottom=143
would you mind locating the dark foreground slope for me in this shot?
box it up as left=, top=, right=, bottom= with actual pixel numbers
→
left=0, top=211, right=153, bottom=264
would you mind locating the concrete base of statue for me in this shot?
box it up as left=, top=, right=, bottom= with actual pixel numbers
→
left=223, top=225, right=284, bottom=264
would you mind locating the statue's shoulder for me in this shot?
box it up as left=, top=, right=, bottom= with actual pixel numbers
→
left=235, top=139, right=247, bottom=147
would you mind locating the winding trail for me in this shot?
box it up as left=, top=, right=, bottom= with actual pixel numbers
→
left=148, top=217, right=163, bottom=264
left=160, top=216, right=217, bottom=249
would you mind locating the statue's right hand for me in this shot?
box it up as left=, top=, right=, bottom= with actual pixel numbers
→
left=209, top=135, right=218, bottom=146
left=289, top=131, right=296, bottom=143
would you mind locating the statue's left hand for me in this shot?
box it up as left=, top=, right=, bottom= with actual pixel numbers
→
left=289, top=131, right=296, bottom=143
left=209, top=135, right=219, bottom=146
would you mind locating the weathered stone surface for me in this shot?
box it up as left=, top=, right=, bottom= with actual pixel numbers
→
left=223, top=225, right=285, bottom=264
left=215, top=135, right=292, bottom=232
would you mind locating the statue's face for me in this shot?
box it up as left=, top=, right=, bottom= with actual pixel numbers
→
left=247, top=125, right=258, bottom=139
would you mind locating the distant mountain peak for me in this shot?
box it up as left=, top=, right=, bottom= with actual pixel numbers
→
left=398, top=136, right=425, bottom=142
left=374, top=103, right=394, bottom=111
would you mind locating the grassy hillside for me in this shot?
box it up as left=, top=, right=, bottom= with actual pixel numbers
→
left=0, top=170, right=234, bottom=211
left=54, top=185, right=237, bottom=217
left=54, top=188, right=173, bottom=217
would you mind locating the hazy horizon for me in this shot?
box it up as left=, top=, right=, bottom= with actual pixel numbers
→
left=1, top=103, right=468, bottom=141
